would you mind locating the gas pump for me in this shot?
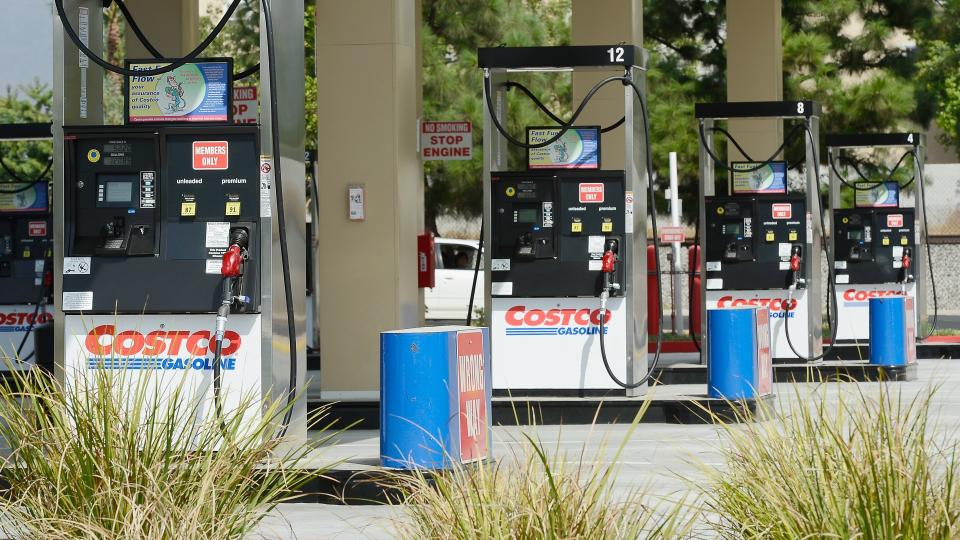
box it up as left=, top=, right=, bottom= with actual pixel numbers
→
left=0, top=123, right=53, bottom=368
left=696, top=101, right=826, bottom=362
left=52, top=0, right=305, bottom=437
left=479, top=45, right=663, bottom=396
left=826, top=133, right=935, bottom=342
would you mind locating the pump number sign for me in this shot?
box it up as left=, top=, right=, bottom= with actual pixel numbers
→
left=421, top=121, right=472, bottom=160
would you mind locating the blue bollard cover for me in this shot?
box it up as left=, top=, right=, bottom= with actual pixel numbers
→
left=707, top=307, right=772, bottom=399
left=380, top=326, right=491, bottom=469
left=869, top=297, right=917, bottom=366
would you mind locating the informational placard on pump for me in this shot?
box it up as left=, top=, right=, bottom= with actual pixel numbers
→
left=125, top=59, right=232, bottom=124
left=527, top=126, right=600, bottom=170
left=854, top=181, right=899, bottom=208
left=0, top=182, right=48, bottom=213
left=731, top=161, right=787, bottom=194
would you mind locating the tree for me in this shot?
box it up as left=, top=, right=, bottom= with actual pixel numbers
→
left=915, top=1, right=960, bottom=158
left=0, top=83, right=53, bottom=184
left=642, top=0, right=934, bottom=220
left=421, top=0, right=572, bottom=232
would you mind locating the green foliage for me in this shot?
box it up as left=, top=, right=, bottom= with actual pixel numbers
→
left=0, top=83, right=53, bottom=183
left=422, top=0, right=571, bottom=230
left=0, top=367, right=333, bottom=539
left=916, top=1, right=960, bottom=157
left=701, top=385, right=960, bottom=539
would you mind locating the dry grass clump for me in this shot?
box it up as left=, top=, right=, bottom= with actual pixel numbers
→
left=0, top=367, right=331, bottom=539
left=703, top=384, right=960, bottom=539
left=393, top=400, right=693, bottom=539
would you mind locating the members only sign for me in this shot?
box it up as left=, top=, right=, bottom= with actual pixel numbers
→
left=421, top=121, right=472, bottom=160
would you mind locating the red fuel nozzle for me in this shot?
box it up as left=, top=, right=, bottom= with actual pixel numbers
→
left=902, top=253, right=911, bottom=270
left=42, top=270, right=52, bottom=288
left=790, top=251, right=801, bottom=272
left=601, top=250, right=616, bottom=273
left=221, top=244, right=243, bottom=278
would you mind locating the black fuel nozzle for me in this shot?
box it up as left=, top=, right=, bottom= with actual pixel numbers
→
left=229, top=227, right=250, bottom=250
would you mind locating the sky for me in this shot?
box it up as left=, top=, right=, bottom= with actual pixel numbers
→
left=0, top=0, right=53, bottom=93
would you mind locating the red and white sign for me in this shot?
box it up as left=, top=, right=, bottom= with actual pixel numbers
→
left=579, top=183, right=604, bottom=203
left=491, top=297, right=626, bottom=390
left=887, top=214, right=904, bottom=228
left=63, top=314, right=263, bottom=433
left=193, top=141, right=229, bottom=170
left=659, top=226, right=686, bottom=244
left=456, top=330, right=488, bottom=463
left=904, top=297, right=917, bottom=364
left=421, top=121, right=472, bottom=160
left=754, top=308, right=772, bottom=395
left=771, top=203, right=792, bottom=219
left=28, top=221, right=47, bottom=237
left=232, top=86, right=258, bottom=125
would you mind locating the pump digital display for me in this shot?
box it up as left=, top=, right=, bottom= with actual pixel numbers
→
left=854, top=181, right=899, bottom=208
left=125, top=58, right=233, bottom=124
left=731, top=161, right=787, bottom=194
left=847, top=230, right=864, bottom=241
left=722, top=223, right=742, bottom=236
left=97, top=174, right=137, bottom=206
left=516, top=208, right=538, bottom=223
left=527, top=126, right=600, bottom=170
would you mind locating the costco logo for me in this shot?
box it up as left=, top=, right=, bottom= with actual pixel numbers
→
left=83, top=324, right=240, bottom=370
left=841, top=288, right=905, bottom=306
left=504, top=306, right=611, bottom=336
left=716, top=295, right=797, bottom=318
left=579, top=183, right=604, bottom=203
left=192, top=141, right=229, bottom=170
left=0, top=312, right=53, bottom=332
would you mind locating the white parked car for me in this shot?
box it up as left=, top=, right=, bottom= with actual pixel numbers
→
left=425, top=237, right=484, bottom=322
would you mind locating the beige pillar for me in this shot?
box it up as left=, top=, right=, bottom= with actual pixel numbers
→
left=726, top=0, right=783, bottom=158
left=571, top=0, right=642, bottom=170
left=316, top=1, right=422, bottom=398
left=121, top=0, right=199, bottom=57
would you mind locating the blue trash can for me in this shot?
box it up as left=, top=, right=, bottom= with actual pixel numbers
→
left=380, top=326, right=491, bottom=469
left=707, top=307, right=773, bottom=399
left=869, top=296, right=917, bottom=366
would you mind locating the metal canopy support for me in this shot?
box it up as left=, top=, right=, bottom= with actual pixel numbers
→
left=481, top=45, right=650, bottom=396
left=696, top=100, right=824, bottom=364
left=824, top=132, right=928, bottom=329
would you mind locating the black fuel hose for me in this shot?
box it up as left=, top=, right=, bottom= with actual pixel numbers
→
left=262, top=0, right=299, bottom=436
left=502, top=81, right=625, bottom=133
left=55, top=0, right=242, bottom=77
left=697, top=121, right=805, bottom=174
left=688, top=210, right=701, bottom=354
left=114, top=0, right=260, bottom=81
left=466, top=219, right=483, bottom=326
left=0, top=158, right=52, bottom=193
left=913, top=149, right=939, bottom=340
left=828, top=150, right=915, bottom=191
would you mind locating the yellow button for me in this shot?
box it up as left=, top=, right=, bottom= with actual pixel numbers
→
left=788, top=231, right=798, bottom=241
left=22, top=249, right=30, bottom=258
left=181, top=202, right=196, bottom=216
left=571, top=222, right=582, bottom=233
left=882, top=236, right=890, bottom=246
left=765, top=231, right=775, bottom=242
left=601, top=222, right=613, bottom=232
left=900, top=236, right=908, bottom=246
left=225, top=201, right=241, bottom=216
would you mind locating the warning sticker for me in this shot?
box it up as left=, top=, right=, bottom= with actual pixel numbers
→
left=205, top=259, right=222, bottom=274
left=259, top=157, right=273, bottom=217
left=63, top=257, right=91, bottom=275
left=205, top=222, right=229, bottom=248
left=63, top=291, right=93, bottom=311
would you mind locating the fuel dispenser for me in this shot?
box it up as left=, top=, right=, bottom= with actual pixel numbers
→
left=479, top=45, right=662, bottom=395
left=53, top=0, right=305, bottom=438
left=0, top=123, right=53, bottom=368
left=826, top=133, right=934, bottom=342
left=696, top=101, right=825, bottom=362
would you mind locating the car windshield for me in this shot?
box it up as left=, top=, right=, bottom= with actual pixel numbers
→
left=439, top=243, right=481, bottom=270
